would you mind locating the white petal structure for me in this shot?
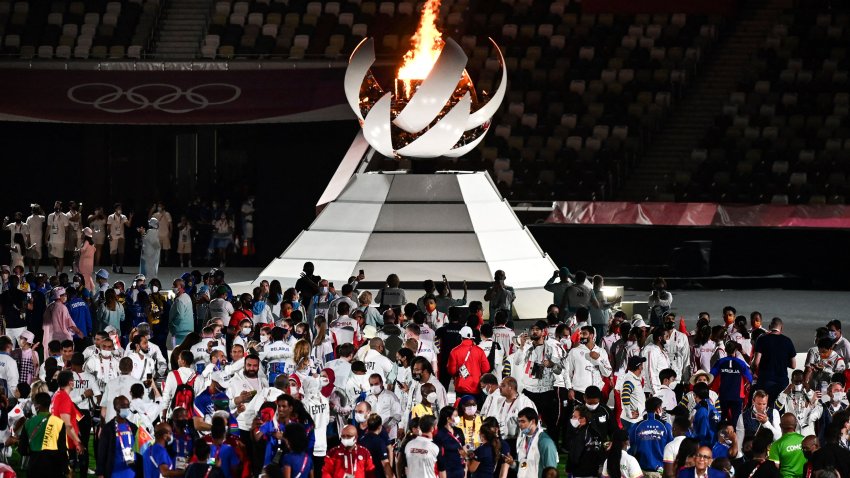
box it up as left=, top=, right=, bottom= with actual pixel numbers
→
left=344, top=37, right=507, bottom=158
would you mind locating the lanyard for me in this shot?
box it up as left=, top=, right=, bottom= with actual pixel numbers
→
left=295, top=454, right=310, bottom=478
left=521, top=429, right=538, bottom=457
left=117, top=423, right=132, bottom=452
left=343, top=447, right=359, bottom=473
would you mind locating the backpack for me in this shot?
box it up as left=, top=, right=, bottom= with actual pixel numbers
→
left=172, top=371, right=198, bottom=413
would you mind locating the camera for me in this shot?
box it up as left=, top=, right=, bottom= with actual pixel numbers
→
left=530, top=363, right=544, bottom=380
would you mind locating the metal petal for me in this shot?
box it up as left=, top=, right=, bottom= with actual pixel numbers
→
left=344, top=37, right=376, bottom=122
left=361, top=92, right=395, bottom=157
left=397, top=92, right=471, bottom=158
left=444, top=124, right=490, bottom=157
left=466, top=38, right=507, bottom=129
left=393, top=38, right=468, bottom=134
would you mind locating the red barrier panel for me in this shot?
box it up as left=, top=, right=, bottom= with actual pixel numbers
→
left=547, top=202, right=850, bottom=228
left=581, top=0, right=738, bottom=15
left=0, top=68, right=351, bottom=124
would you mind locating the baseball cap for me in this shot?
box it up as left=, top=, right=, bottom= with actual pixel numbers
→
left=19, top=330, right=34, bottom=343
left=459, top=326, right=474, bottom=339
left=96, top=269, right=109, bottom=280
left=134, top=274, right=146, bottom=282
left=210, top=372, right=227, bottom=387
left=627, top=356, right=647, bottom=371
left=52, top=287, right=66, bottom=299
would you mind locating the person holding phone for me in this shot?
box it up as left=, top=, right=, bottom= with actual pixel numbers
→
left=484, top=270, right=515, bottom=322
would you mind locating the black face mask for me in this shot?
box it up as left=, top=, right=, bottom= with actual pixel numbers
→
left=664, top=321, right=675, bottom=330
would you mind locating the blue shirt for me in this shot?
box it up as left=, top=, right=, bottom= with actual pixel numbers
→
left=710, top=356, right=753, bottom=401
left=472, top=440, right=510, bottom=478
left=282, top=452, right=313, bottom=478
left=144, top=443, right=173, bottom=478
left=360, top=432, right=390, bottom=478
left=628, top=413, right=673, bottom=472
left=434, top=427, right=466, bottom=478
left=693, top=402, right=720, bottom=446
left=259, top=420, right=286, bottom=466
left=712, top=442, right=731, bottom=460
left=67, top=297, right=92, bottom=336
left=209, top=442, right=240, bottom=478
left=114, top=422, right=137, bottom=478
left=193, top=389, right=229, bottom=420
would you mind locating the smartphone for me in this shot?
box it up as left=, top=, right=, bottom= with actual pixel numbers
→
left=329, top=282, right=334, bottom=287
left=146, top=373, right=153, bottom=380
left=359, top=269, right=364, bottom=276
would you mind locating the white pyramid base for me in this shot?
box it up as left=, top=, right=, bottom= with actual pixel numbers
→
left=251, top=171, right=557, bottom=319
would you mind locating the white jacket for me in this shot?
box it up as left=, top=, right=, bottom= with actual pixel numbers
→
left=366, top=388, right=402, bottom=440
left=227, top=370, right=269, bottom=430
left=563, top=343, right=612, bottom=392
left=617, top=371, right=645, bottom=424
left=160, top=367, right=205, bottom=414
left=664, top=329, right=690, bottom=378
left=641, top=343, right=670, bottom=395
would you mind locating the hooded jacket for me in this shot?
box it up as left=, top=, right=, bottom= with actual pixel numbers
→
left=447, top=338, right=491, bottom=394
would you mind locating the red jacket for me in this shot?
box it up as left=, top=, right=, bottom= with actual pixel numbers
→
left=322, top=444, right=375, bottom=478
left=447, top=339, right=491, bottom=394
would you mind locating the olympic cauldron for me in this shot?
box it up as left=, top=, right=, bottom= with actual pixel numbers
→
left=343, top=36, right=507, bottom=159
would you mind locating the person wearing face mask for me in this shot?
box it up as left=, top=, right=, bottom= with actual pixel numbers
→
left=365, top=373, right=402, bottom=441
left=808, top=382, right=849, bottom=443
left=456, top=395, right=482, bottom=449
left=106, top=203, right=131, bottom=274
left=297, top=372, right=329, bottom=477
left=260, top=326, right=294, bottom=386
left=479, top=373, right=503, bottom=420
left=209, top=286, right=235, bottom=325
left=827, top=320, right=850, bottom=363
left=805, top=338, right=847, bottom=390
left=564, top=326, right=612, bottom=403
left=776, top=370, right=817, bottom=435
left=128, top=333, right=159, bottom=380
left=85, top=335, right=120, bottom=389
left=308, top=279, right=336, bottom=324
left=564, top=405, right=605, bottom=478
left=433, top=406, right=467, bottom=478
left=97, top=395, right=141, bottom=478
left=515, top=407, right=558, bottom=478
left=640, top=328, right=671, bottom=396
left=580, top=385, right=616, bottom=441
left=143, top=423, right=184, bottom=478
left=408, top=357, right=447, bottom=412
left=324, top=424, right=376, bottom=478
left=233, top=318, right=255, bottom=351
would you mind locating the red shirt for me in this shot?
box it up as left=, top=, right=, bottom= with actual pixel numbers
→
left=322, top=444, right=375, bottom=478
left=50, top=388, right=81, bottom=449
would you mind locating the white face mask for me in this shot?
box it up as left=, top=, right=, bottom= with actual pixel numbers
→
left=570, top=418, right=580, bottom=428
left=426, top=392, right=438, bottom=404
left=242, top=327, right=252, bottom=336
left=152, top=286, right=159, bottom=293
left=320, top=287, right=329, bottom=295
left=586, top=403, right=599, bottom=411
left=371, top=385, right=383, bottom=395
left=834, top=392, right=846, bottom=403
left=260, top=335, right=269, bottom=343
left=453, top=416, right=461, bottom=425
left=354, top=412, right=367, bottom=423
left=320, top=377, right=330, bottom=387
left=341, top=437, right=356, bottom=447
left=101, top=349, right=113, bottom=358
left=464, top=406, right=477, bottom=416
left=794, top=384, right=804, bottom=392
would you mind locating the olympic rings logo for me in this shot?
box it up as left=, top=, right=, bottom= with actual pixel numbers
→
left=66, top=83, right=242, bottom=113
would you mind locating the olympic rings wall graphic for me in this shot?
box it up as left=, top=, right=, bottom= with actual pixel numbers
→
left=66, top=83, right=242, bottom=113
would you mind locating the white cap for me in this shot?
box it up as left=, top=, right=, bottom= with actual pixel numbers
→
left=459, top=326, right=474, bottom=339
left=632, top=318, right=648, bottom=328
left=148, top=217, right=159, bottom=228
left=363, top=325, right=378, bottom=339
left=134, top=274, right=146, bottom=282
left=19, top=330, right=34, bottom=343
left=51, top=287, right=66, bottom=299
left=210, top=372, right=227, bottom=387
left=104, top=325, right=118, bottom=334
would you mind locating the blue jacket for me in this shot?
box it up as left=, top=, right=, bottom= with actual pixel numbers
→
left=628, top=412, right=673, bottom=472
left=677, top=467, right=727, bottom=478
left=67, top=297, right=92, bottom=337
left=693, top=401, right=720, bottom=446
left=710, top=356, right=753, bottom=401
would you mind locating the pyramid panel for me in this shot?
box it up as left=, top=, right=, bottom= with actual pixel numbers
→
left=372, top=204, right=474, bottom=232
left=311, top=202, right=383, bottom=232
left=385, top=174, right=464, bottom=202
left=360, top=233, right=485, bottom=261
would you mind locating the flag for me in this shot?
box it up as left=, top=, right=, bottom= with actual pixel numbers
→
left=133, top=422, right=153, bottom=455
